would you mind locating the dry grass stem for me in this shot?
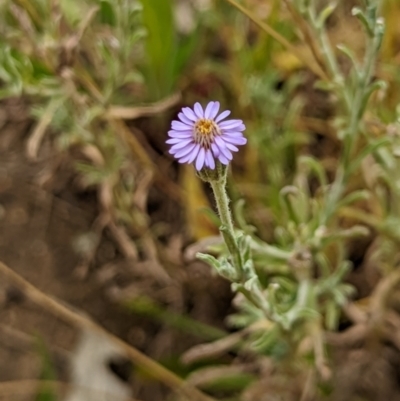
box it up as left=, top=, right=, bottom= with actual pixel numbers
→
left=106, top=92, right=181, bottom=120
left=26, top=100, right=61, bottom=160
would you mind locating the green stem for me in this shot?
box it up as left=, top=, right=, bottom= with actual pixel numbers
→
left=210, top=179, right=235, bottom=234
left=210, top=179, right=244, bottom=275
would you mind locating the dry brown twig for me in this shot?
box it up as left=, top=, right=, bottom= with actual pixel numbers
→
left=182, top=330, right=244, bottom=365
left=324, top=324, right=367, bottom=348
left=106, top=92, right=181, bottom=120
left=26, top=99, right=61, bottom=160
left=369, top=269, right=400, bottom=325
left=0, top=260, right=215, bottom=401
left=181, top=321, right=271, bottom=365
left=343, top=302, right=368, bottom=324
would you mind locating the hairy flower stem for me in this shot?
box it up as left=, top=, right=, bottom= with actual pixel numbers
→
left=210, top=178, right=234, bottom=233
left=210, top=178, right=244, bottom=274
left=209, top=178, right=273, bottom=316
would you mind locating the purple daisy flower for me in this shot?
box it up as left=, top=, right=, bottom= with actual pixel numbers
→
left=167, top=101, right=247, bottom=171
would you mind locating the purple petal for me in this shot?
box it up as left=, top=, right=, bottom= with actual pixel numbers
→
left=166, top=138, right=188, bottom=144
left=178, top=154, right=195, bottom=164
left=211, top=143, right=220, bottom=156
left=172, top=121, right=192, bottom=131
left=204, top=102, right=215, bottom=119
left=195, top=147, right=206, bottom=170
left=174, top=143, right=197, bottom=158
left=217, top=154, right=230, bottom=165
left=221, top=131, right=244, bottom=136
left=194, top=102, right=204, bottom=119
left=222, top=135, right=247, bottom=145
left=219, top=119, right=243, bottom=129
left=179, top=144, right=200, bottom=163
left=214, top=136, right=228, bottom=149
left=182, top=107, right=197, bottom=121
left=187, top=144, right=201, bottom=163
left=169, top=139, right=193, bottom=151
left=223, top=125, right=246, bottom=133
left=178, top=112, right=195, bottom=126
left=214, top=137, right=232, bottom=160
left=205, top=150, right=215, bottom=169
left=220, top=147, right=233, bottom=160
left=209, top=102, right=220, bottom=119
left=236, top=124, right=246, bottom=132
left=170, top=144, right=186, bottom=155
left=215, top=110, right=231, bottom=123
left=168, top=130, right=193, bottom=138
left=225, top=143, right=239, bottom=152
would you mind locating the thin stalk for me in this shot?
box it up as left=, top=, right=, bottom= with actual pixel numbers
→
left=210, top=179, right=235, bottom=234
left=209, top=179, right=275, bottom=318
left=210, top=179, right=243, bottom=273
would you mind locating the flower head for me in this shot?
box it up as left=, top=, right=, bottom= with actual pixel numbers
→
left=167, top=101, right=246, bottom=171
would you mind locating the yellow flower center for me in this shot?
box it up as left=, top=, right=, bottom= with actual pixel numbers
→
left=194, top=119, right=220, bottom=149
left=196, top=119, right=214, bottom=135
